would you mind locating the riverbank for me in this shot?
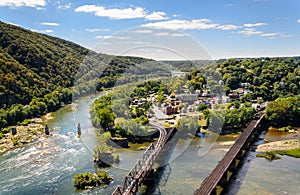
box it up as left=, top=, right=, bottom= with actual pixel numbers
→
left=256, top=139, right=300, bottom=159
left=0, top=91, right=110, bottom=156
left=0, top=118, right=46, bottom=154
left=257, top=139, right=300, bottom=152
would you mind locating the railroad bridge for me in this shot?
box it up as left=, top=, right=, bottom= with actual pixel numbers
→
left=112, top=123, right=175, bottom=195
left=112, top=110, right=266, bottom=195
left=194, top=110, right=266, bottom=195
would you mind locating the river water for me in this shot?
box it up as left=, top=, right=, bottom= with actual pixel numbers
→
left=0, top=94, right=299, bottom=194
left=225, top=130, right=300, bottom=195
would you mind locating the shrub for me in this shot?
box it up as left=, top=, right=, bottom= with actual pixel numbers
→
left=103, top=131, right=112, bottom=139
left=27, top=128, right=37, bottom=135
left=93, top=144, right=119, bottom=167
left=256, top=151, right=281, bottom=161
left=1, top=127, right=11, bottom=134
left=73, top=171, right=112, bottom=189
left=12, top=137, right=19, bottom=146
left=21, top=119, right=34, bottom=126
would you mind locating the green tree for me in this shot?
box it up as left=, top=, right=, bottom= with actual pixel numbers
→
left=94, top=109, right=115, bottom=131
left=265, top=95, right=300, bottom=126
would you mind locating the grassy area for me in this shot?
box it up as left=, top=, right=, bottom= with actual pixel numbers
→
left=256, top=147, right=300, bottom=160
left=276, top=147, right=300, bottom=158
left=256, top=151, right=281, bottom=161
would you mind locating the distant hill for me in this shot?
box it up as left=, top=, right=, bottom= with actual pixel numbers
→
left=160, top=60, right=215, bottom=72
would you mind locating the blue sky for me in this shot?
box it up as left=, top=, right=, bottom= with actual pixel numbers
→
left=1, top=0, right=300, bottom=60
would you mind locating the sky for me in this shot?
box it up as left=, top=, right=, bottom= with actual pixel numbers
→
left=0, top=0, right=300, bottom=60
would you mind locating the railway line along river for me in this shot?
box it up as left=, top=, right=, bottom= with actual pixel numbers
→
left=0, top=94, right=299, bottom=194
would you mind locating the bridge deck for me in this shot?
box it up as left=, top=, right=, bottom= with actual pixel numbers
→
left=195, top=111, right=265, bottom=195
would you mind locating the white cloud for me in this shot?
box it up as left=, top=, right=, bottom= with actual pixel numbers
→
left=280, top=34, right=292, bottom=38
left=217, top=24, right=239, bottom=30
left=243, top=23, right=267, bottom=27
left=238, top=28, right=263, bottom=36
left=171, top=33, right=188, bottom=37
left=7, top=22, right=21, bottom=26
left=41, top=29, right=53, bottom=33
left=0, top=0, right=46, bottom=8
left=86, top=28, right=110, bottom=32
left=58, top=3, right=71, bottom=10
left=131, top=29, right=153, bottom=34
left=96, top=36, right=130, bottom=40
left=75, top=5, right=146, bottom=20
left=141, top=19, right=239, bottom=31
left=238, top=28, right=290, bottom=38
left=75, top=5, right=167, bottom=20
left=36, top=7, right=46, bottom=11
left=153, top=32, right=170, bottom=37
left=298, top=19, right=300, bottom=23
left=260, top=33, right=278, bottom=37
left=120, top=41, right=151, bottom=44
left=145, top=11, right=168, bottom=21
left=153, top=32, right=187, bottom=37
left=40, top=22, right=60, bottom=26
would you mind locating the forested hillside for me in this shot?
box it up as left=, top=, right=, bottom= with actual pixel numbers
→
left=0, top=21, right=157, bottom=130
left=0, top=21, right=88, bottom=107
left=217, top=57, right=300, bottom=100
left=161, top=60, right=214, bottom=72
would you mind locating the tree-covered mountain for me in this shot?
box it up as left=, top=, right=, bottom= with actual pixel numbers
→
left=0, top=21, right=161, bottom=130
left=0, top=21, right=92, bottom=108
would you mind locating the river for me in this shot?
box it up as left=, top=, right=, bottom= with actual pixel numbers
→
left=225, top=130, right=300, bottom=195
left=0, top=94, right=299, bottom=194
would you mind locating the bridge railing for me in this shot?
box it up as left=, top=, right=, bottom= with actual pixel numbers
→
left=112, top=127, right=171, bottom=195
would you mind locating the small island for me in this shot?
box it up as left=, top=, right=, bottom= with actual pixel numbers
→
left=73, top=171, right=112, bottom=189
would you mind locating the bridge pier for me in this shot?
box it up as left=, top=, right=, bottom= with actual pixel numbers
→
left=228, top=158, right=240, bottom=172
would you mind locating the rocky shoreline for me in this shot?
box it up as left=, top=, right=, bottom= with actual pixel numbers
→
left=0, top=116, right=51, bottom=155
left=257, top=139, right=300, bottom=152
